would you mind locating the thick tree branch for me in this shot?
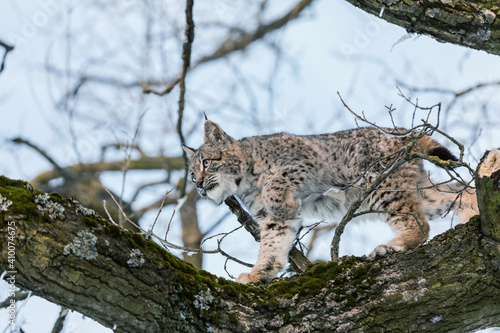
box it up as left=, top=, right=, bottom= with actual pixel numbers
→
left=345, top=0, right=500, bottom=56
left=1, top=154, right=500, bottom=332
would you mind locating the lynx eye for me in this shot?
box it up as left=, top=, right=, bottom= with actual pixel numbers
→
left=190, top=172, right=196, bottom=182
left=202, top=159, right=211, bottom=168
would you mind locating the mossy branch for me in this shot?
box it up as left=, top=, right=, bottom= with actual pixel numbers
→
left=1, top=174, right=500, bottom=332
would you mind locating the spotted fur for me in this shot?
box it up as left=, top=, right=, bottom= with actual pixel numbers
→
left=184, top=120, right=478, bottom=284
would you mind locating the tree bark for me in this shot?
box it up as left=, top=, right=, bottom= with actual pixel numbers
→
left=345, top=0, right=500, bottom=56
left=1, top=160, right=500, bottom=332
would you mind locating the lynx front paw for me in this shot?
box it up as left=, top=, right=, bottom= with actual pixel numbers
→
left=369, top=244, right=405, bottom=257
left=236, top=273, right=254, bottom=284
left=236, top=272, right=266, bottom=284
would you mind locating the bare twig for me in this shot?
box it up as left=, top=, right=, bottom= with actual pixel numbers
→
left=143, top=0, right=315, bottom=96
left=149, top=186, right=176, bottom=234
left=119, top=111, right=147, bottom=225
left=11, top=137, right=65, bottom=177
left=142, top=76, right=181, bottom=95
left=0, top=40, right=14, bottom=74
left=103, top=187, right=260, bottom=271
left=195, top=0, right=314, bottom=65
left=102, top=200, right=118, bottom=225
left=306, top=223, right=336, bottom=256
left=331, top=92, right=475, bottom=259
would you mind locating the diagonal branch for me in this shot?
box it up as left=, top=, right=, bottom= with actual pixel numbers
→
left=143, top=0, right=315, bottom=96
left=224, top=195, right=310, bottom=273
left=195, top=0, right=314, bottom=65
left=11, top=137, right=66, bottom=177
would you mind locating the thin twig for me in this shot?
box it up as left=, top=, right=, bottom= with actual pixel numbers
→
left=330, top=156, right=409, bottom=259
left=102, top=200, right=118, bottom=225
left=103, top=186, right=258, bottom=270
left=142, top=0, right=314, bottom=96
left=331, top=92, right=475, bottom=259
left=119, top=110, right=147, bottom=225
left=0, top=40, right=14, bottom=74
left=149, top=186, right=176, bottom=235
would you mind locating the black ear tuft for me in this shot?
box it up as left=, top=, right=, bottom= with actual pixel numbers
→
left=203, top=112, right=208, bottom=120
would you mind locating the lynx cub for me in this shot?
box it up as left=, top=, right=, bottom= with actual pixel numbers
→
left=184, top=120, right=478, bottom=284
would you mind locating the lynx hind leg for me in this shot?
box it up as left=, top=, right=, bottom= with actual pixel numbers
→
left=418, top=180, right=478, bottom=224
left=454, top=189, right=478, bottom=223
left=369, top=189, right=430, bottom=257
left=236, top=217, right=301, bottom=284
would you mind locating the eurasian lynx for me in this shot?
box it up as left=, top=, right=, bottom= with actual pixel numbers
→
left=184, top=120, right=478, bottom=284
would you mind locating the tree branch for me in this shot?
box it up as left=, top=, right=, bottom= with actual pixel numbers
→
left=143, top=0, right=314, bottom=96
left=1, top=153, right=500, bottom=332
left=11, top=137, right=65, bottom=177
left=176, top=0, right=195, bottom=198
left=345, top=0, right=500, bottom=56
left=29, top=156, right=185, bottom=188
left=195, top=0, right=314, bottom=65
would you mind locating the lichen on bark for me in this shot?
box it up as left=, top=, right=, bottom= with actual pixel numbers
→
left=1, top=170, right=500, bottom=332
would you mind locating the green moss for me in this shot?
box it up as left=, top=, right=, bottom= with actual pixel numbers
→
left=48, top=192, right=65, bottom=204
left=222, top=285, right=237, bottom=298
left=130, top=232, right=146, bottom=247
left=84, top=217, right=100, bottom=228
left=346, top=294, right=356, bottom=307
left=0, top=176, right=41, bottom=224
left=0, top=175, right=31, bottom=189
left=299, top=278, right=327, bottom=296
left=265, top=255, right=378, bottom=309
left=228, top=313, right=239, bottom=325
left=104, top=223, right=122, bottom=236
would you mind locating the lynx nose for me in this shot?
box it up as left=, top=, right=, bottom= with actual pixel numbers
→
left=195, top=179, right=204, bottom=188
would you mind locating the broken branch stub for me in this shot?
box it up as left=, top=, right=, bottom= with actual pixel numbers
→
left=476, top=149, right=500, bottom=242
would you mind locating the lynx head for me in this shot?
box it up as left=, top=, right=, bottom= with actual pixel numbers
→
left=183, top=120, right=243, bottom=205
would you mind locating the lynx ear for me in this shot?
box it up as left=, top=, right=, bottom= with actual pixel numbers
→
left=204, top=120, right=234, bottom=146
left=182, top=145, right=197, bottom=158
